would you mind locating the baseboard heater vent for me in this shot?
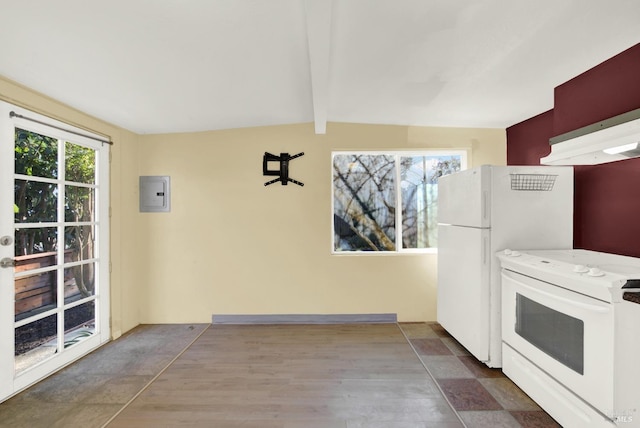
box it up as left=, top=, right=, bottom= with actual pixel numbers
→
left=211, top=313, right=397, bottom=325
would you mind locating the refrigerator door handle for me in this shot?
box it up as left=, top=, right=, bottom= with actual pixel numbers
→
left=482, top=190, right=489, bottom=222
left=483, top=236, right=488, bottom=265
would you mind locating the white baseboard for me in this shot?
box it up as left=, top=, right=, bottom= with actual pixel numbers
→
left=211, top=313, right=397, bottom=325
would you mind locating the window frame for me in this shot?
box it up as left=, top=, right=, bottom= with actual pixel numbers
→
left=331, top=150, right=468, bottom=255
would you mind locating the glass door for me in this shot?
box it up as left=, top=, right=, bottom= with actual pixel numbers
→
left=0, top=102, right=110, bottom=402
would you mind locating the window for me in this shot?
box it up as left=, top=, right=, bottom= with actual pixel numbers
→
left=332, top=151, right=466, bottom=253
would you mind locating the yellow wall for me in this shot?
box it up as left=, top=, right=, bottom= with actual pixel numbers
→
left=1, top=74, right=506, bottom=327
left=0, top=76, right=142, bottom=339
left=138, top=122, right=506, bottom=323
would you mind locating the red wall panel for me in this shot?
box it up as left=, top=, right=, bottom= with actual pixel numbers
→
left=506, top=42, right=640, bottom=257
left=506, top=110, right=554, bottom=166
left=574, top=162, right=640, bottom=257
left=553, top=44, right=640, bottom=136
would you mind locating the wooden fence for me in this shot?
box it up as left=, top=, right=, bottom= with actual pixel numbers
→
left=15, top=251, right=80, bottom=319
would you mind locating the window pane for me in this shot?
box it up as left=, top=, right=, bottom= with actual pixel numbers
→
left=15, top=270, right=58, bottom=322
left=65, top=185, right=94, bottom=222
left=64, top=301, right=95, bottom=349
left=65, top=225, right=95, bottom=262
left=15, top=128, right=58, bottom=179
left=15, top=233, right=59, bottom=322
left=65, top=142, right=95, bottom=184
left=400, top=155, right=462, bottom=249
left=15, top=314, right=58, bottom=374
left=64, top=263, right=96, bottom=303
left=14, top=180, right=57, bottom=223
left=14, top=227, right=58, bottom=257
left=333, top=154, right=396, bottom=251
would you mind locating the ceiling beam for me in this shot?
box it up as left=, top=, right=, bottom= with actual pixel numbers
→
left=304, top=0, right=333, bottom=134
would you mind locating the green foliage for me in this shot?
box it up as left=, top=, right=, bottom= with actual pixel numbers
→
left=14, top=128, right=58, bottom=178
left=65, top=141, right=95, bottom=184
left=14, top=129, right=97, bottom=297
left=14, top=129, right=59, bottom=253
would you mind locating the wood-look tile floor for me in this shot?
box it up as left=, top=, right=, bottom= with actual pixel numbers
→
left=403, top=323, right=561, bottom=428
left=0, top=322, right=561, bottom=428
left=0, top=324, right=211, bottom=428
left=107, top=324, right=463, bottom=428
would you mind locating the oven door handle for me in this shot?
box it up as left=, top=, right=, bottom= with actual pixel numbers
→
left=511, top=275, right=610, bottom=314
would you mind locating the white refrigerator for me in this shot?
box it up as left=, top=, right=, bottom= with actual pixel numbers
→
left=436, top=165, right=573, bottom=368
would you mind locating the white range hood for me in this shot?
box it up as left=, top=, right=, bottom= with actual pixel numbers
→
left=541, top=108, right=640, bottom=165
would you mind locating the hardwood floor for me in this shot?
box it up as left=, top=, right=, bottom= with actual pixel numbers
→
left=106, top=324, right=463, bottom=427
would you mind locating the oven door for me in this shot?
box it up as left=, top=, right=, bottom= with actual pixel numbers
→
left=501, top=269, right=614, bottom=414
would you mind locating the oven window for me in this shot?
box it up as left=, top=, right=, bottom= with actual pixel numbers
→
left=515, top=293, right=584, bottom=375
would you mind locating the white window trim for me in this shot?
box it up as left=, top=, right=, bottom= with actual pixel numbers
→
left=331, top=150, right=468, bottom=255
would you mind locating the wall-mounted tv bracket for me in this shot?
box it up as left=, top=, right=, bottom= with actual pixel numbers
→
left=263, top=152, right=304, bottom=186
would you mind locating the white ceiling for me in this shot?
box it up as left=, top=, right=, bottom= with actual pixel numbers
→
left=1, top=0, right=639, bottom=135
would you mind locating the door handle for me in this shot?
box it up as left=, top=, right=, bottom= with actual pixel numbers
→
left=0, top=257, right=15, bottom=268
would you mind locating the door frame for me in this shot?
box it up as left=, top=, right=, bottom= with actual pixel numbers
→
left=0, top=101, right=110, bottom=402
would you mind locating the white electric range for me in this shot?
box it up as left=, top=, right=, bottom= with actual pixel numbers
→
left=498, top=249, right=640, bottom=428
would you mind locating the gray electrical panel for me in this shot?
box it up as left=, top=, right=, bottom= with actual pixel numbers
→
left=139, top=176, right=171, bottom=212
